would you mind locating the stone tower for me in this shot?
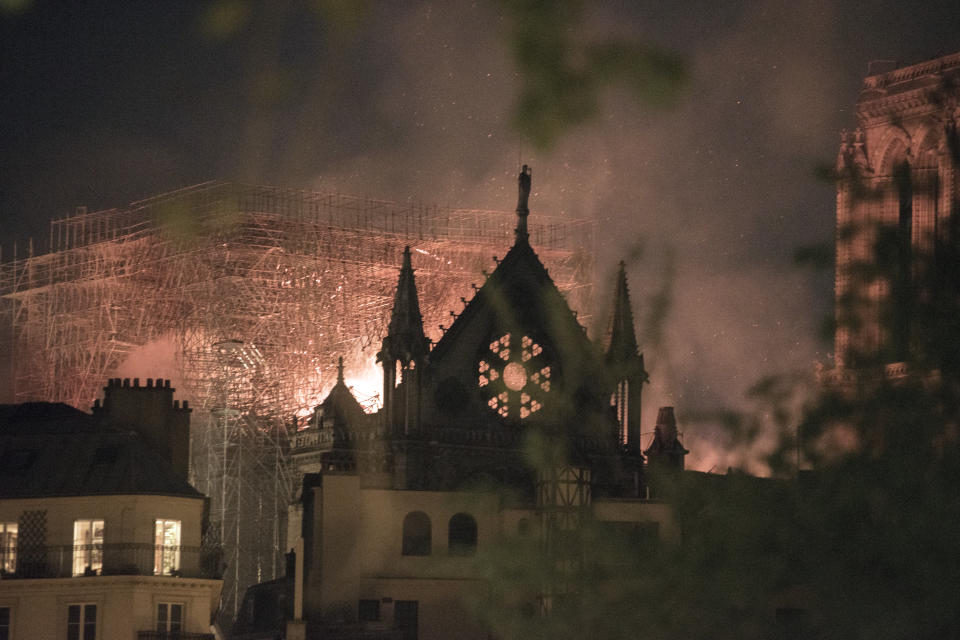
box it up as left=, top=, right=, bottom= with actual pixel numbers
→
left=835, top=52, right=960, bottom=368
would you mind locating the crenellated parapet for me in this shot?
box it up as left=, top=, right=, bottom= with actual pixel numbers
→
left=92, top=377, right=192, bottom=480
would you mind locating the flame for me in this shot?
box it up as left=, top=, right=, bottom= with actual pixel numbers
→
left=294, top=351, right=383, bottom=420
left=344, top=354, right=383, bottom=412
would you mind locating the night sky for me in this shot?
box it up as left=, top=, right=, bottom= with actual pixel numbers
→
left=2, top=0, right=959, bottom=471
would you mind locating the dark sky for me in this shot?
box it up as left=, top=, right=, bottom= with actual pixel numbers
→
left=2, top=0, right=959, bottom=471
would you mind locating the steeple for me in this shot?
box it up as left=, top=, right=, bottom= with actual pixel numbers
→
left=382, top=246, right=430, bottom=365
left=378, top=246, right=429, bottom=432
left=315, top=356, right=366, bottom=432
left=606, top=262, right=642, bottom=365
left=644, top=407, right=688, bottom=470
left=515, top=164, right=532, bottom=245
left=605, top=261, right=648, bottom=451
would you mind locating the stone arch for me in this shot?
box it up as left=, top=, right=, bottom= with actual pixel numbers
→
left=877, top=135, right=912, bottom=178
left=447, top=513, right=478, bottom=556
left=401, top=511, right=431, bottom=556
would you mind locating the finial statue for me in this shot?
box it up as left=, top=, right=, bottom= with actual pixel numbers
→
left=515, top=165, right=532, bottom=244
left=517, top=164, right=532, bottom=213
left=337, top=356, right=345, bottom=384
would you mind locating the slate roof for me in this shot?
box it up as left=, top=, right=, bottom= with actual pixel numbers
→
left=0, top=402, right=201, bottom=499
left=429, top=239, right=589, bottom=362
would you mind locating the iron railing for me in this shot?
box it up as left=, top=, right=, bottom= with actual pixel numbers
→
left=1, top=544, right=222, bottom=579
left=137, top=632, right=215, bottom=640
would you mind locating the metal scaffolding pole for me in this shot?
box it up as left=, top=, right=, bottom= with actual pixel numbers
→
left=0, top=180, right=595, bottom=622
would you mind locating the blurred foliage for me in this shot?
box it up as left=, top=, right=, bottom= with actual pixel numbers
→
left=470, top=83, right=960, bottom=637
left=0, top=0, right=30, bottom=16
left=193, top=0, right=687, bottom=160
left=500, top=0, right=688, bottom=149
left=157, top=193, right=242, bottom=245
left=199, top=0, right=252, bottom=40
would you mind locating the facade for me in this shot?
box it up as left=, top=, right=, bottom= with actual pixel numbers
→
left=833, top=51, right=960, bottom=369
left=244, top=167, right=687, bottom=640
left=0, top=381, right=222, bottom=639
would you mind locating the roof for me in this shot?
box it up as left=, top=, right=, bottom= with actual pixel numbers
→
left=430, top=239, right=590, bottom=362
left=0, top=402, right=202, bottom=499
left=317, top=358, right=367, bottom=428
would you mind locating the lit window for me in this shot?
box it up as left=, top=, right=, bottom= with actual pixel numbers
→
left=0, top=522, right=16, bottom=574
left=154, top=520, right=181, bottom=575
left=157, top=603, right=183, bottom=634
left=478, top=333, right=552, bottom=419
left=67, top=604, right=96, bottom=640
left=72, top=520, right=104, bottom=576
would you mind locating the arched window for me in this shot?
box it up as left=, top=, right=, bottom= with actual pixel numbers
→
left=517, top=517, right=531, bottom=536
left=448, top=513, right=477, bottom=556
left=402, top=512, right=431, bottom=556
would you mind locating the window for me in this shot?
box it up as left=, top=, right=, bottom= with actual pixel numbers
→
left=401, top=512, right=431, bottom=556
left=154, top=520, right=181, bottom=575
left=478, top=333, right=552, bottom=419
left=0, top=523, right=16, bottom=573
left=67, top=604, right=96, bottom=640
left=447, top=513, right=477, bottom=556
left=156, top=603, right=183, bottom=635
left=72, top=520, right=103, bottom=576
left=394, top=600, right=418, bottom=640
left=358, top=599, right=380, bottom=622
left=0, top=606, right=10, bottom=640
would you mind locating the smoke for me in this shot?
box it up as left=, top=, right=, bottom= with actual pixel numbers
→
left=111, top=333, right=187, bottom=400
left=5, top=0, right=960, bottom=470
left=298, top=0, right=845, bottom=472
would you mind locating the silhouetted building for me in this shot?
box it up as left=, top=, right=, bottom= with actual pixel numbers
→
left=247, top=167, right=688, bottom=640
left=834, top=51, right=960, bottom=370
left=0, top=379, right=222, bottom=639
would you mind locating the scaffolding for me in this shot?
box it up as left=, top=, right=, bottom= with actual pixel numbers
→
left=0, top=180, right=595, bottom=620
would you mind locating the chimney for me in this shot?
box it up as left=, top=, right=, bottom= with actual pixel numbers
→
left=97, top=377, right=191, bottom=481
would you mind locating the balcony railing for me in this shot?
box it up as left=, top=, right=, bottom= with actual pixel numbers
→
left=0, top=544, right=222, bottom=580
left=137, top=632, right=215, bottom=640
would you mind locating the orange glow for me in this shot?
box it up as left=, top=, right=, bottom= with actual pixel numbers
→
left=296, top=350, right=383, bottom=419
left=343, top=353, right=383, bottom=412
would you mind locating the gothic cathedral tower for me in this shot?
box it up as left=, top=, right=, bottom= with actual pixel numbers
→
left=834, top=53, right=960, bottom=369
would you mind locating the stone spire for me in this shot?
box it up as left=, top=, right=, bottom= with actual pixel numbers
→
left=644, top=407, right=688, bottom=470
left=378, top=246, right=429, bottom=432
left=605, top=261, right=648, bottom=452
left=606, top=261, right=642, bottom=367
left=381, top=246, right=429, bottom=365
left=515, top=164, right=532, bottom=244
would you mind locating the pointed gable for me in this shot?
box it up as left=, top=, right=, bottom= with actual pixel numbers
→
left=423, top=167, right=606, bottom=428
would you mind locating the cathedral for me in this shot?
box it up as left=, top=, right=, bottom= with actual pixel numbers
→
left=239, top=166, right=687, bottom=639
left=833, top=51, right=960, bottom=370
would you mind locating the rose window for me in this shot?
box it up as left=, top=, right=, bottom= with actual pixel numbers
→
left=478, top=334, right=552, bottom=419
